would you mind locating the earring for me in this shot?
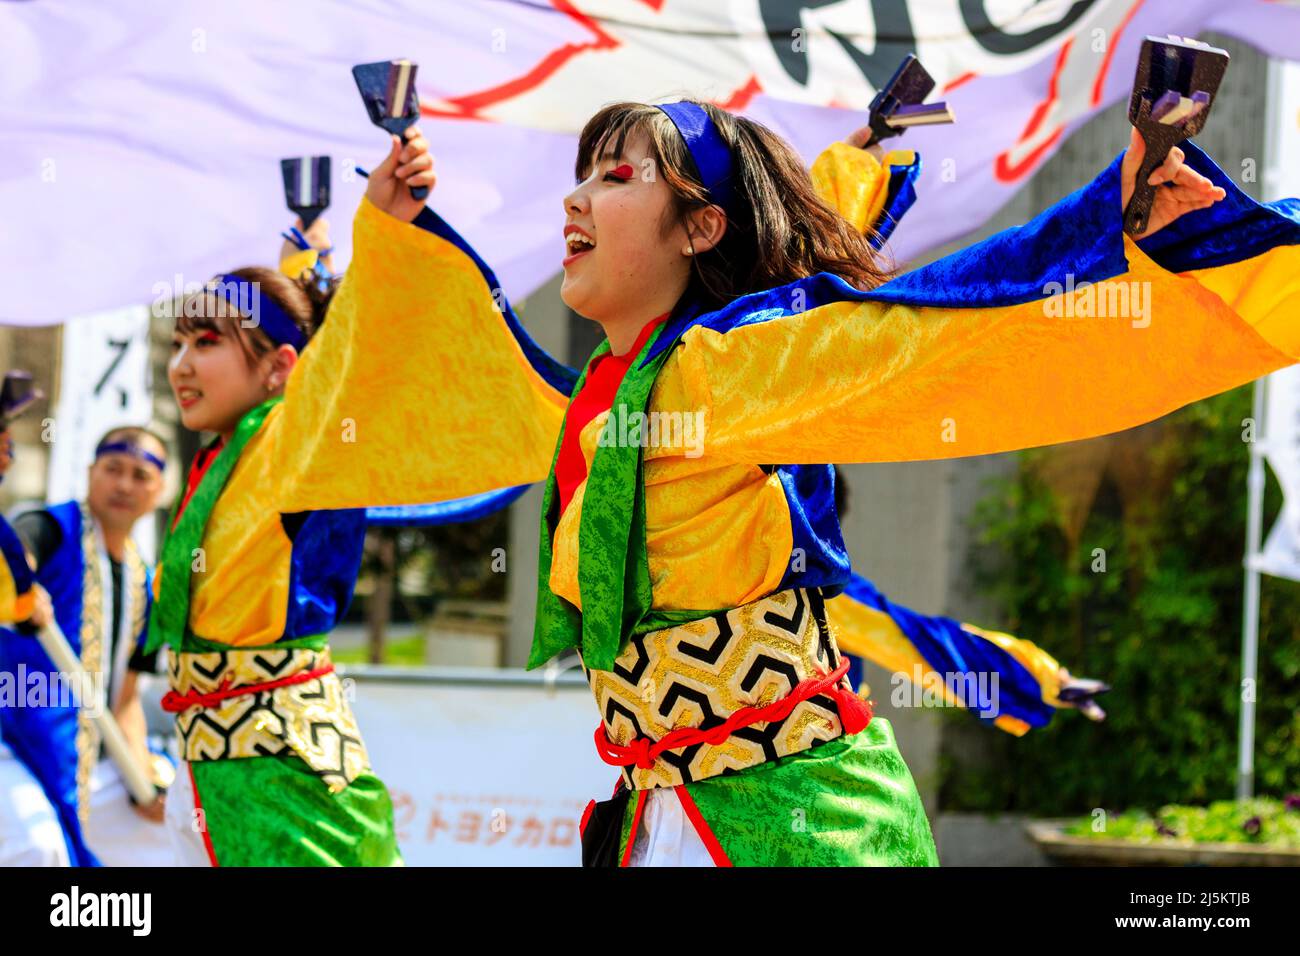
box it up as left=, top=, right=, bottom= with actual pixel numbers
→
left=682, top=246, right=694, bottom=256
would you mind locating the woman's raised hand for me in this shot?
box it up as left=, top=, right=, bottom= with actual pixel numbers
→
left=366, top=126, right=437, bottom=222
left=1120, top=126, right=1226, bottom=240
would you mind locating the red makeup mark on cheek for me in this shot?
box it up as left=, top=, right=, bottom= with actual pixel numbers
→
left=198, top=332, right=221, bottom=344
left=611, top=163, right=634, bottom=180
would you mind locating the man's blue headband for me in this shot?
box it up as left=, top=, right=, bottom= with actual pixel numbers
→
left=95, top=440, right=166, bottom=472
left=206, top=274, right=307, bottom=351
left=656, top=101, right=736, bottom=216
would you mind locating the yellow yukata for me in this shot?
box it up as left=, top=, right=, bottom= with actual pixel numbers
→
left=144, top=207, right=561, bottom=863
left=325, top=148, right=1298, bottom=621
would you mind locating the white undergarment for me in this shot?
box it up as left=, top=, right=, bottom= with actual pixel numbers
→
left=626, top=787, right=716, bottom=867
left=163, top=760, right=213, bottom=867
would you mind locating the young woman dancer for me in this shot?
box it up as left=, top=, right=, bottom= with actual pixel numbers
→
left=147, top=133, right=440, bottom=865
left=311, top=102, right=1299, bottom=865
left=282, top=199, right=1099, bottom=743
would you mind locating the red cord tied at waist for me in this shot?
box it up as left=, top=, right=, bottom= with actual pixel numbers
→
left=594, top=657, right=872, bottom=771
left=163, top=646, right=370, bottom=789
left=160, top=664, right=335, bottom=713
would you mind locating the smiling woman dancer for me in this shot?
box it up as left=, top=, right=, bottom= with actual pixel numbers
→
left=301, top=100, right=1299, bottom=866
left=146, top=126, right=449, bottom=865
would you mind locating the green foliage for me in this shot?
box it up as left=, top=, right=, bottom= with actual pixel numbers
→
left=942, top=386, right=1300, bottom=815
left=1062, top=797, right=1300, bottom=847
left=352, top=512, right=509, bottom=624
left=332, top=634, right=426, bottom=666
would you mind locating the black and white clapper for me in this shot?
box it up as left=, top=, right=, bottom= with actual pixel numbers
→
left=1124, top=35, right=1230, bottom=236
left=280, top=156, right=331, bottom=229
left=0, top=369, right=42, bottom=429
left=863, top=54, right=955, bottom=148
left=352, top=59, right=428, bottom=200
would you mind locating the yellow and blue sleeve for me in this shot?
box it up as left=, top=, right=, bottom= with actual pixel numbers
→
left=655, top=141, right=1299, bottom=467
left=0, top=515, right=35, bottom=624
left=279, top=248, right=319, bottom=281
left=273, top=197, right=574, bottom=512
left=809, top=141, right=920, bottom=244
left=827, top=573, right=1063, bottom=736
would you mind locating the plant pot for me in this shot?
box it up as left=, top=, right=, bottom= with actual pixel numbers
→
left=1025, top=818, right=1300, bottom=866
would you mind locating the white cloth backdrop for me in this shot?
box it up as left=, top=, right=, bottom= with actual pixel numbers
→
left=3, top=0, right=1299, bottom=325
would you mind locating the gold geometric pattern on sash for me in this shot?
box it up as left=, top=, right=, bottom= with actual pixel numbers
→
left=582, top=587, right=852, bottom=791
left=166, top=646, right=370, bottom=793
left=124, top=538, right=147, bottom=654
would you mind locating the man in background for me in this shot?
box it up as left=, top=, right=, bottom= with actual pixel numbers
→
left=0, top=424, right=174, bottom=866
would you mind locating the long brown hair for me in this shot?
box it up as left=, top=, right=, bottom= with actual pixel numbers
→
left=575, top=101, right=894, bottom=309
left=173, top=266, right=337, bottom=364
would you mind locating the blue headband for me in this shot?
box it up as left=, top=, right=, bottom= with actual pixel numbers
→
left=656, top=101, right=736, bottom=215
left=207, top=274, right=307, bottom=351
left=95, top=441, right=166, bottom=472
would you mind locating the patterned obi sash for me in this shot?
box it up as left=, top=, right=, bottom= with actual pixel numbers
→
left=584, top=587, right=872, bottom=790
left=163, top=646, right=369, bottom=793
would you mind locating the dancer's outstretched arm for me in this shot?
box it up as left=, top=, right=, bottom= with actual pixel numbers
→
left=648, top=134, right=1299, bottom=467
left=272, top=132, right=924, bottom=514
left=809, top=140, right=920, bottom=245
left=272, top=128, right=576, bottom=513
left=0, top=517, right=37, bottom=624
left=829, top=572, right=1105, bottom=736
left=0, top=437, right=39, bottom=624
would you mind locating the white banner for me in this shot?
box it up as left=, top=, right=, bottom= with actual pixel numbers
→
left=1254, top=58, right=1300, bottom=584
left=346, top=669, right=613, bottom=866
left=1265, top=59, right=1300, bottom=199
left=4, top=1, right=1299, bottom=325
left=1257, top=365, right=1300, bottom=583
left=47, top=306, right=155, bottom=559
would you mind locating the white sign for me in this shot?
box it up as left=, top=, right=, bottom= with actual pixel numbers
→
left=1265, top=59, right=1300, bottom=200
left=346, top=669, right=614, bottom=866
left=47, top=306, right=155, bottom=558
left=1257, top=365, right=1300, bottom=582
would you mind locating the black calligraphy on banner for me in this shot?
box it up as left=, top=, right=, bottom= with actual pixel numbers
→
left=758, top=0, right=916, bottom=92
left=757, top=0, right=1099, bottom=93
left=93, top=337, right=131, bottom=408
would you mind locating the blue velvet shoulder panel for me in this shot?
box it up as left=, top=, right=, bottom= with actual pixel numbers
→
left=280, top=508, right=368, bottom=640
left=873, top=153, right=921, bottom=249
left=774, top=464, right=850, bottom=597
